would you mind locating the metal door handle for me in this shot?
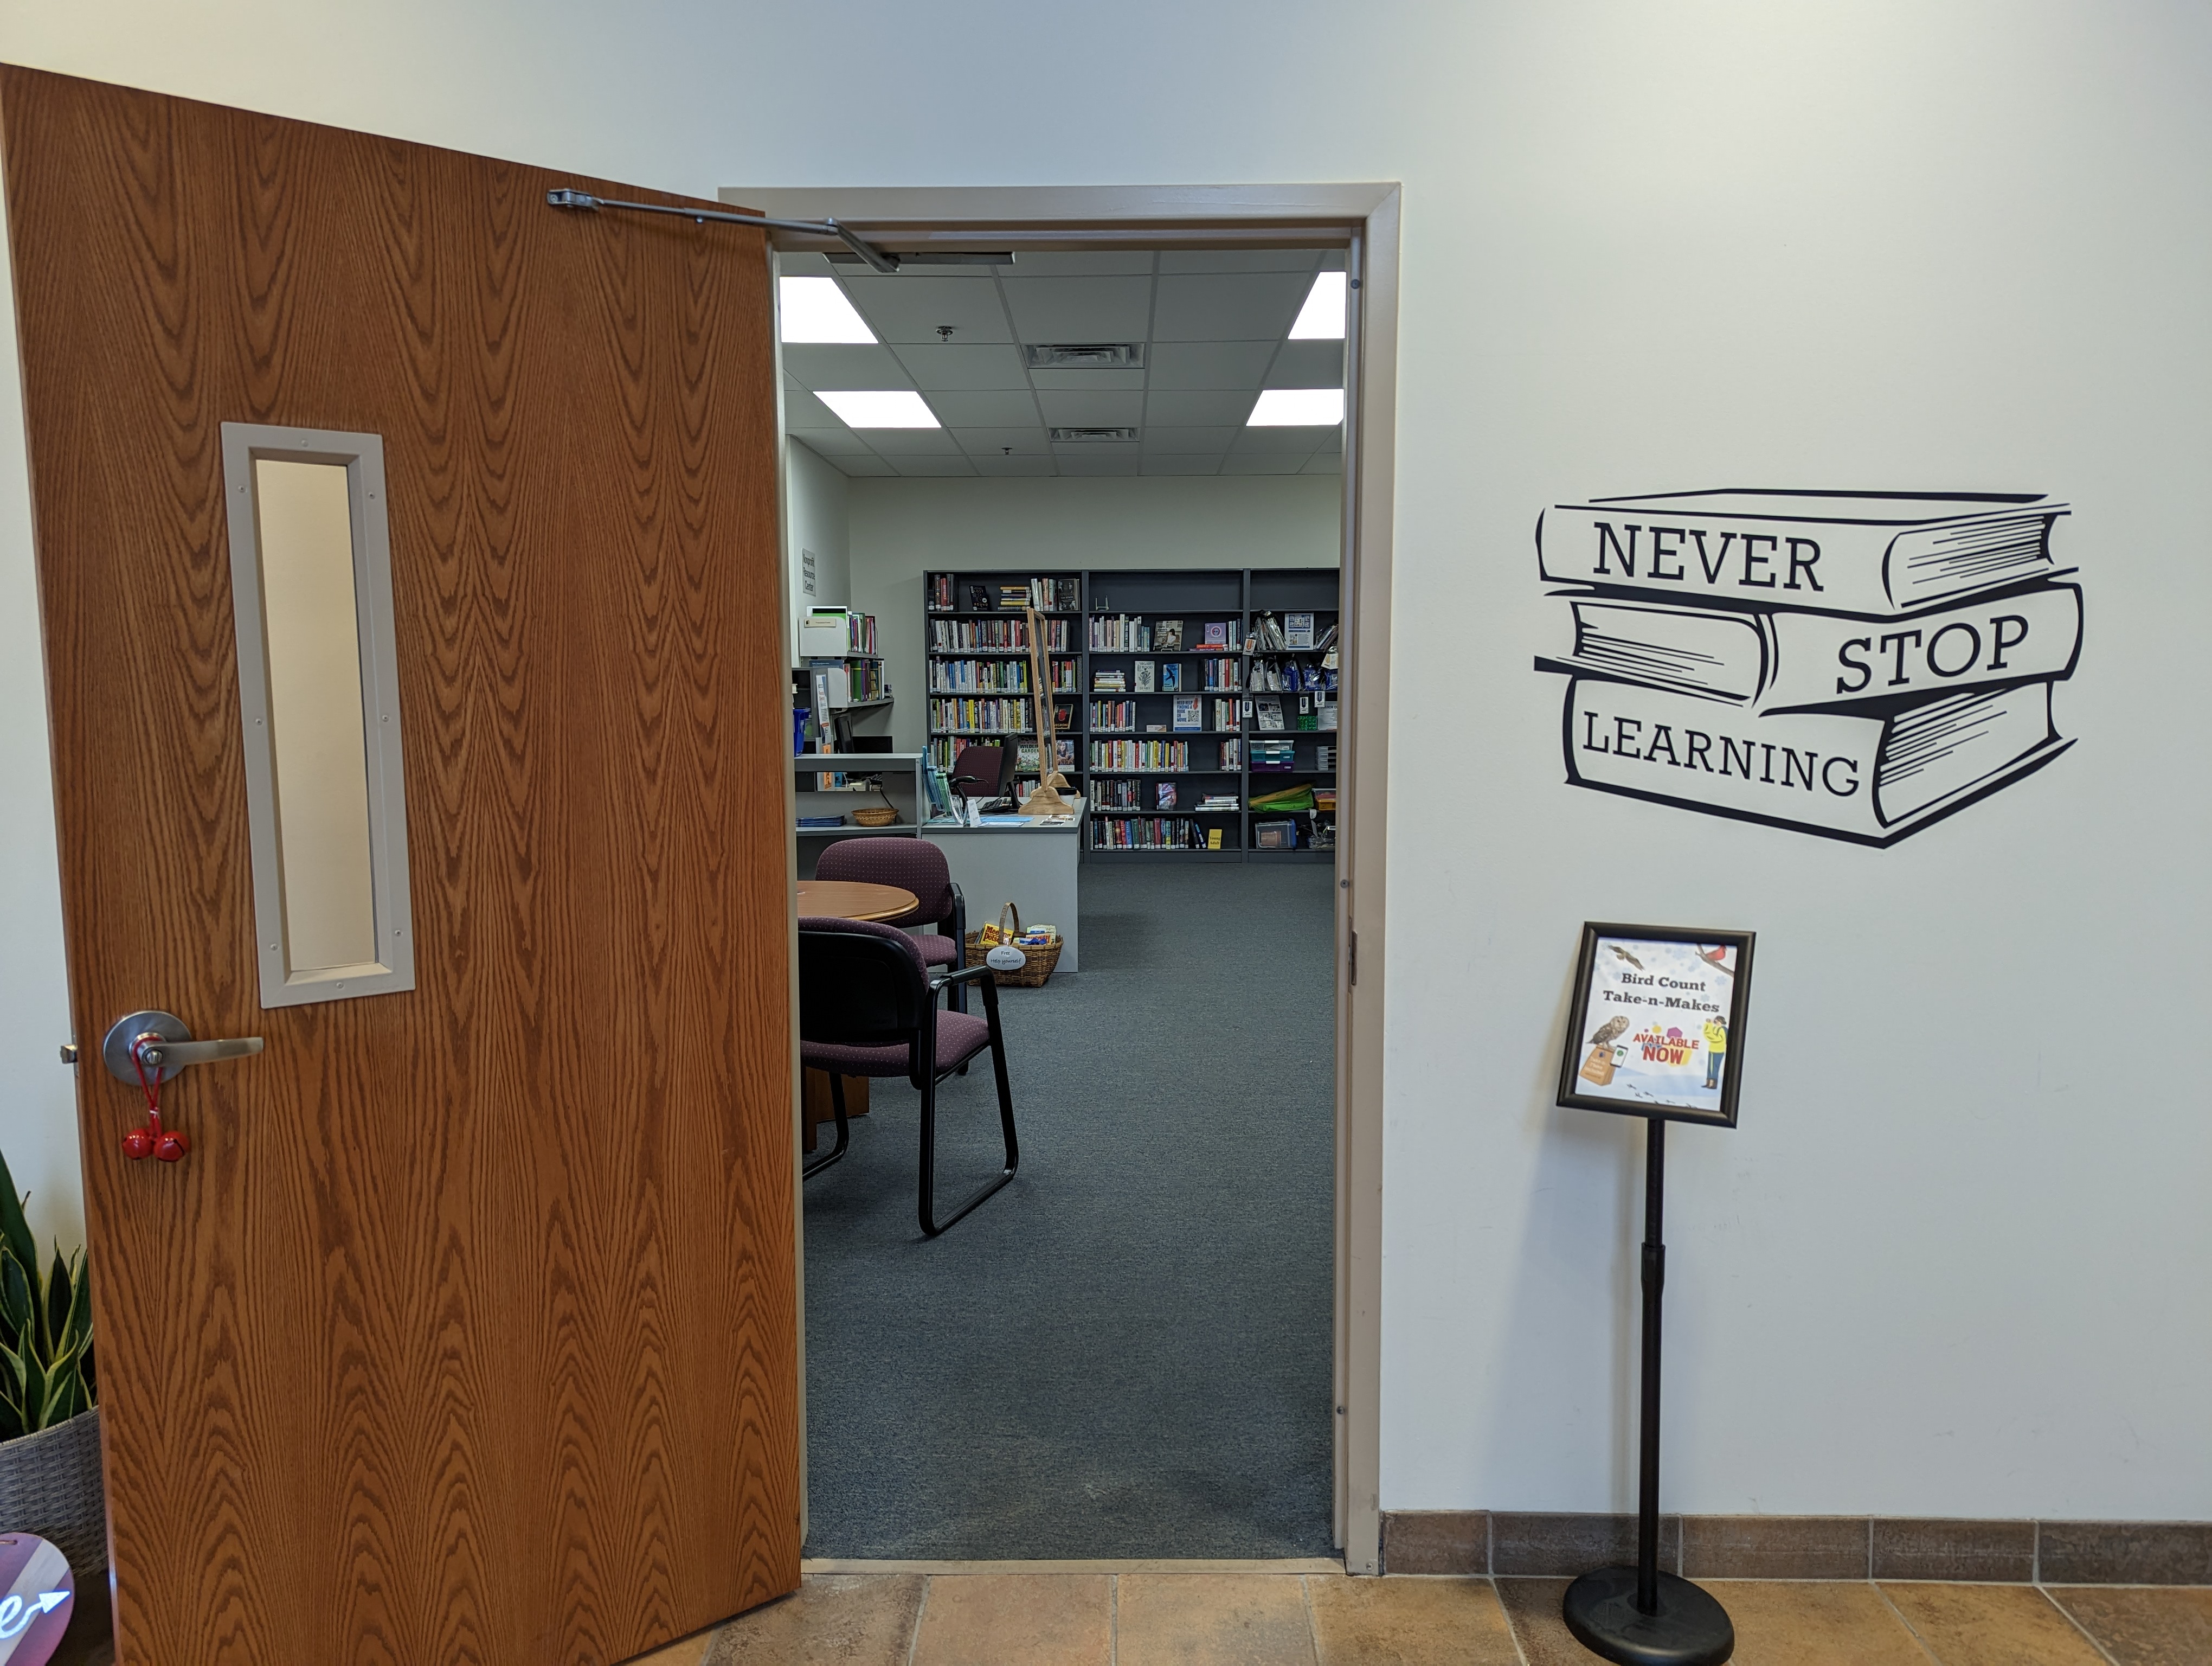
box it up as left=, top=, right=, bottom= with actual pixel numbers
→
left=100, top=1010, right=264, bottom=1085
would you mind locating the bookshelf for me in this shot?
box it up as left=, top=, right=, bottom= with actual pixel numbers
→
left=921, top=566, right=1340, bottom=860
left=923, top=569, right=1085, bottom=803
left=1242, top=568, right=1340, bottom=861
left=799, top=606, right=891, bottom=753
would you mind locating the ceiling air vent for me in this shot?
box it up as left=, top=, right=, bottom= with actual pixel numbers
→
left=1050, top=427, right=1139, bottom=443
left=1026, top=343, right=1146, bottom=370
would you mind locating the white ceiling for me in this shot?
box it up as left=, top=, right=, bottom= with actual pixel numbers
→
left=780, top=247, right=1346, bottom=479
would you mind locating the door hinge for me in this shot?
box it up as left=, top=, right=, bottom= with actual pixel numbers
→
left=1348, top=928, right=1358, bottom=986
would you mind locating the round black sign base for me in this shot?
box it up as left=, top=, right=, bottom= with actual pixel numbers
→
left=1561, top=1566, right=1734, bottom=1666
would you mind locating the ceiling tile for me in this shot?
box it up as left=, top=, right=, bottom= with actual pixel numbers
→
left=925, top=389, right=1042, bottom=426
left=781, top=344, right=911, bottom=390
left=1266, top=341, right=1345, bottom=389
left=999, top=252, right=1155, bottom=277
left=1037, top=389, right=1144, bottom=427
left=891, top=457, right=979, bottom=476
left=1320, top=250, right=1346, bottom=271
left=1142, top=454, right=1226, bottom=475
left=999, top=276, right=1154, bottom=343
left=1028, top=368, right=1146, bottom=392
left=971, top=456, right=1057, bottom=477
left=1150, top=273, right=1311, bottom=342
left=839, top=274, right=1013, bottom=344
left=783, top=388, right=840, bottom=427
left=1141, top=426, right=1239, bottom=454
left=1146, top=341, right=1276, bottom=390
left=894, top=344, right=1030, bottom=391
left=1144, top=390, right=1258, bottom=427
left=952, top=426, right=1052, bottom=458
left=789, top=428, right=877, bottom=457
left=1230, top=426, right=1326, bottom=455
left=834, top=454, right=899, bottom=477
left=864, top=427, right=962, bottom=456
left=1158, top=249, right=1324, bottom=274
left=1052, top=450, right=1142, bottom=476
left=1300, top=453, right=1346, bottom=476
left=1219, top=454, right=1308, bottom=476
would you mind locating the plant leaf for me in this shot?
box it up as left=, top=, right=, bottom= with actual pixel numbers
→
left=42, top=1239, right=70, bottom=1361
left=0, top=1152, right=36, bottom=1305
left=0, top=1249, right=33, bottom=1354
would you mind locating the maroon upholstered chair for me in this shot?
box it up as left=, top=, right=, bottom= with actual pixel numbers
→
left=813, top=836, right=968, bottom=1009
left=947, top=744, right=1007, bottom=799
left=796, top=917, right=1019, bottom=1236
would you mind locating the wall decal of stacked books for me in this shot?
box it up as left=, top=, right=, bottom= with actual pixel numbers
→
left=1533, top=490, right=2080, bottom=846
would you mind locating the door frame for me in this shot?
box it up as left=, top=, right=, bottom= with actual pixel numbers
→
left=741, top=183, right=1399, bottom=1575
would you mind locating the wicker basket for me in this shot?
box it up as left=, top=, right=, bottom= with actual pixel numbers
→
left=852, top=805, right=899, bottom=827
left=0, top=1406, right=106, bottom=1573
left=964, top=903, right=1062, bottom=988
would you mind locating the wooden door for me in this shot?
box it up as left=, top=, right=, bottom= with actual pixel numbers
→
left=1, top=67, right=799, bottom=1664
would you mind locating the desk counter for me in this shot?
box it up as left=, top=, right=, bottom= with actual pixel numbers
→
left=923, top=799, right=1086, bottom=972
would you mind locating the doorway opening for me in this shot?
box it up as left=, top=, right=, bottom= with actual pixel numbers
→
left=761, top=187, right=1397, bottom=1575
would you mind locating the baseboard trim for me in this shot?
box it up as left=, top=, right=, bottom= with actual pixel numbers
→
left=801, top=1556, right=1346, bottom=1576
left=1378, top=1512, right=2212, bottom=1585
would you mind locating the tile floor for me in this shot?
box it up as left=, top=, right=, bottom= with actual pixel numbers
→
left=633, top=1565, right=2212, bottom=1665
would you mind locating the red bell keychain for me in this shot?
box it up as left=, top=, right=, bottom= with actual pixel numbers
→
left=125, top=1034, right=189, bottom=1163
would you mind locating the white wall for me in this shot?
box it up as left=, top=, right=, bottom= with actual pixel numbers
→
left=847, top=475, right=1341, bottom=754
left=785, top=438, right=851, bottom=667
left=1, top=2, right=2206, bottom=1523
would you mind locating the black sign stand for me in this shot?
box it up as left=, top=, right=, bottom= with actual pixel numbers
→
left=1561, top=1117, right=1734, bottom=1666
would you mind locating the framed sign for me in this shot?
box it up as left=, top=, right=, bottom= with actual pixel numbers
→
left=1556, top=922, right=1755, bottom=1126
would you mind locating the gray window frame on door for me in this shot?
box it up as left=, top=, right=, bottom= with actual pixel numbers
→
left=221, top=421, right=415, bottom=1008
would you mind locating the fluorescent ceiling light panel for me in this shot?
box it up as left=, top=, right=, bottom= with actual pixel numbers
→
left=1248, top=388, right=1345, bottom=426
left=817, top=389, right=940, bottom=428
left=778, top=277, right=877, bottom=344
left=1287, top=271, right=1346, bottom=339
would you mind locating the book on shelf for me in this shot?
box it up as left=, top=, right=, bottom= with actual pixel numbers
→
left=929, top=696, right=1033, bottom=733
left=1561, top=675, right=2068, bottom=845
left=1250, top=739, right=1296, bottom=771
left=1535, top=583, right=2082, bottom=716
left=1091, top=699, right=1136, bottom=731
left=1159, top=662, right=1182, bottom=691
left=1208, top=828, right=1224, bottom=850
left=1090, top=739, right=1191, bottom=772
left=1134, top=659, right=1155, bottom=693
left=1535, top=490, right=2068, bottom=616
left=1089, top=614, right=1154, bottom=651
left=930, top=658, right=1030, bottom=694
left=1172, top=696, right=1201, bottom=731
left=1094, top=669, right=1127, bottom=693
left=1155, top=618, right=1185, bottom=650
left=931, top=616, right=1068, bottom=651
left=1213, top=697, right=1238, bottom=731
left=1156, top=781, right=1178, bottom=810
left=1314, top=622, right=1339, bottom=652
left=928, top=573, right=954, bottom=611
left=1255, top=696, right=1285, bottom=732
left=1092, top=816, right=1203, bottom=851
left=1218, top=738, right=1243, bottom=771
left=1203, top=657, right=1242, bottom=691
left=1204, top=621, right=1230, bottom=648
left=1287, top=612, right=1315, bottom=649
left=1197, top=793, right=1240, bottom=812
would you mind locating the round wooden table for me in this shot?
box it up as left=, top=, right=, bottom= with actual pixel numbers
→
left=796, top=879, right=917, bottom=923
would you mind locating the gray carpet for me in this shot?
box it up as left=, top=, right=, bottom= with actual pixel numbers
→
left=800, top=858, right=1337, bottom=1559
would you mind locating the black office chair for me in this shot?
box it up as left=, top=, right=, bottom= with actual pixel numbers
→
left=797, top=917, right=1019, bottom=1236
left=947, top=743, right=1008, bottom=800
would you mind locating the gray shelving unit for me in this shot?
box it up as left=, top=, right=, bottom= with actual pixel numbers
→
left=1078, top=567, right=1340, bottom=862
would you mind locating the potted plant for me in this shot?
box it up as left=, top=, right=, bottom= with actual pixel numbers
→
left=0, top=1152, right=100, bottom=1574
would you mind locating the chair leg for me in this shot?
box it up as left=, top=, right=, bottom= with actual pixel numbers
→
left=917, top=980, right=1019, bottom=1237
left=803, top=1072, right=852, bottom=1180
